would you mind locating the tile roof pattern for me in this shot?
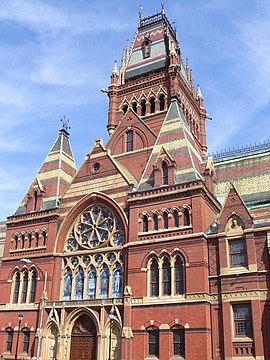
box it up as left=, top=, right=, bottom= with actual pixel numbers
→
left=137, top=98, right=203, bottom=191
left=15, top=129, right=77, bottom=215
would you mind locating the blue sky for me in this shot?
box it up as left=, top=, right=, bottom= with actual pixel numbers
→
left=0, top=0, right=270, bottom=220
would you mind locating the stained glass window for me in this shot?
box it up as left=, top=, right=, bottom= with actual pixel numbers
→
left=65, top=203, right=124, bottom=251
left=87, top=266, right=97, bottom=299
left=172, top=327, right=185, bottom=357
left=13, top=272, right=20, bottom=304
left=63, top=268, right=72, bottom=300
left=112, top=265, right=123, bottom=298
left=30, top=271, right=37, bottom=303
left=21, top=272, right=28, bottom=303
left=148, top=328, right=159, bottom=357
left=99, top=266, right=109, bottom=298
left=74, top=267, right=84, bottom=300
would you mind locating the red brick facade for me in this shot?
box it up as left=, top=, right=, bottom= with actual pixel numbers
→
left=0, top=8, right=269, bottom=360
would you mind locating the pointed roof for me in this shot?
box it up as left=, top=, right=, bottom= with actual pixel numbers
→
left=125, top=11, right=181, bottom=80
left=137, top=98, right=204, bottom=191
left=15, top=126, right=77, bottom=215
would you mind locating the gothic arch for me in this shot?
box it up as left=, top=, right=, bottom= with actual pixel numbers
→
left=55, top=192, right=128, bottom=253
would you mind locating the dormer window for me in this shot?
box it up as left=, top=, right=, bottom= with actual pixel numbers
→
left=162, top=161, right=168, bottom=185
left=34, top=190, right=38, bottom=211
left=143, top=34, right=151, bottom=58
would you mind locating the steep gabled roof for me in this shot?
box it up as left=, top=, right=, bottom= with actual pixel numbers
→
left=137, top=98, right=204, bottom=191
left=15, top=128, right=77, bottom=215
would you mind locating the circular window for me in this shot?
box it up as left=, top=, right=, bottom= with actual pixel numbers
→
left=92, top=163, right=100, bottom=172
left=65, top=204, right=124, bottom=251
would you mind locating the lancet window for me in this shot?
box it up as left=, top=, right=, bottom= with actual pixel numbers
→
left=148, top=253, right=185, bottom=297
left=62, top=203, right=125, bottom=300
left=12, top=269, right=37, bottom=304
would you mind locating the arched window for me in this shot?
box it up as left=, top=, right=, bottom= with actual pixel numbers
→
left=21, top=234, right=25, bottom=248
left=35, top=232, right=39, bottom=247
left=126, top=130, right=133, bottom=152
left=184, top=208, right=190, bottom=226
left=159, top=94, right=165, bottom=111
left=147, top=327, right=159, bottom=357
left=43, top=231, right=47, bottom=246
left=163, top=212, right=169, bottom=229
left=87, top=266, right=97, bottom=299
left=14, top=235, right=18, bottom=250
left=112, top=264, right=123, bottom=298
left=122, top=105, right=128, bottom=114
left=172, top=326, right=185, bottom=358
left=22, top=328, right=30, bottom=354
left=132, top=102, right=137, bottom=113
left=6, top=327, right=13, bottom=353
left=153, top=213, right=159, bottom=231
left=150, top=97, right=155, bottom=113
left=34, top=190, right=38, bottom=211
left=173, top=210, right=179, bottom=227
left=30, top=270, right=37, bottom=303
left=175, top=256, right=184, bottom=295
left=21, top=272, right=28, bottom=303
left=141, top=99, right=146, bottom=116
left=162, top=161, right=168, bottom=185
left=13, top=272, right=20, bottom=303
left=150, top=259, right=159, bottom=296
left=162, top=257, right=171, bottom=295
left=62, top=268, right=72, bottom=300
left=143, top=215, right=148, bottom=232
left=99, top=265, right=109, bottom=298
left=28, top=233, right=32, bottom=248
left=74, top=267, right=84, bottom=300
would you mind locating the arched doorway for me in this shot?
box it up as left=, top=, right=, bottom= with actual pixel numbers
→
left=70, top=315, right=97, bottom=360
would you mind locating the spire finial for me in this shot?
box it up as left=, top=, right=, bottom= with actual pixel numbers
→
left=112, top=60, right=118, bottom=76
left=161, top=0, right=165, bottom=14
left=196, top=84, right=204, bottom=101
left=138, top=5, right=143, bottom=26
left=61, top=116, right=70, bottom=133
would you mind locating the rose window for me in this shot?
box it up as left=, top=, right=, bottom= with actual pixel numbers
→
left=65, top=204, right=124, bottom=251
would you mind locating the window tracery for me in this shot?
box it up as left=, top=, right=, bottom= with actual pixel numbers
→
left=65, top=204, right=124, bottom=252
left=12, top=269, right=37, bottom=304
left=62, top=202, right=125, bottom=300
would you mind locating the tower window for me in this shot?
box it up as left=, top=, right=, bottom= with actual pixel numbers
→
left=173, top=210, right=179, bottom=227
left=141, top=99, right=146, bottom=116
left=162, top=257, right=171, bottom=295
left=13, top=272, right=20, bottom=303
left=126, top=130, right=133, bottom=152
left=175, top=256, right=184, bottom=295
left=150, top=259, right=159, bottom=296
left=163, top=212, right=169, bottom=229
left=162, top=162, right=168, bottom=185
left=153, top=213, right=158, bottom=231
left=143, top=215, right=148, bottom=232
left=21, top=272, right=28, bottom=303
left=30, top=271, right=37, bottom=303
left=132, top=102, right=137, bottom=113
left=122, top=105, right=128, bottom=114
left=150, top=97, right=155, bottom=113
left=14, top=235, right=18, bottom=250
left=159, top=94, right=165, bottom=111
left=143, top=35, right=151, bottom=58
left=34, top=190, right=38, bottom=211
left=183, top=208, right=190, bottom=226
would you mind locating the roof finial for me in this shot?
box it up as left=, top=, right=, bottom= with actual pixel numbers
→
left=112, top=60, right=118, bottom=76
left=161, top=0, right=165, bottom=14
left=61, top=116, right=70, bottom=133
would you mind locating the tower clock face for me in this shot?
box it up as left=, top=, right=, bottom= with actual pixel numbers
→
left=65, top=204, right=124, bottom=251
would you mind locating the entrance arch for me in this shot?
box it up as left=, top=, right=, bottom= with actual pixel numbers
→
left=70, top=314, right=97, bottom=360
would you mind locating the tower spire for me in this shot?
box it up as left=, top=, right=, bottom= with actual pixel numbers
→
left=138, top=5, right=143, bottom=27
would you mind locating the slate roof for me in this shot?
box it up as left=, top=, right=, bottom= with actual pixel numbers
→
left=137, top=98, right=203, bottom=191
left=15, top=129, right=77, bottom=215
